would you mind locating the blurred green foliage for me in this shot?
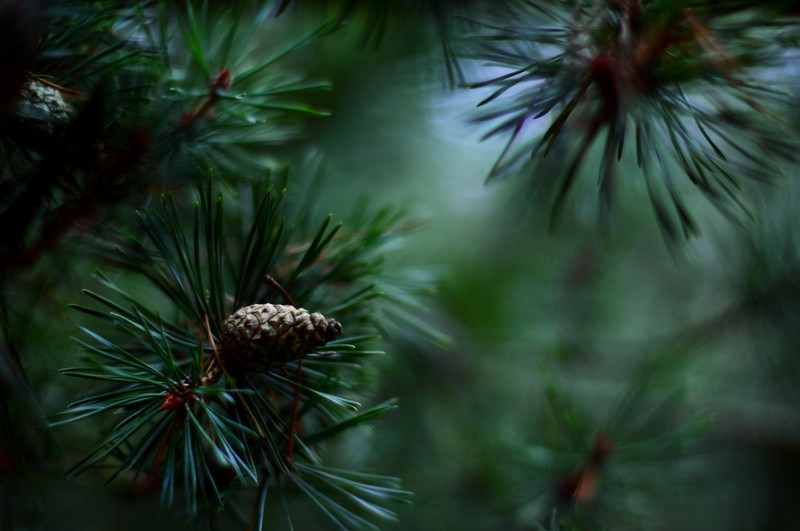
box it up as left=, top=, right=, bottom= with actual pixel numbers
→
left=2, top=1, right=800, bottom=530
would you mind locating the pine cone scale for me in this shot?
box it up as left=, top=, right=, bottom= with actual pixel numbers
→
left=220, top=303, right=342, bottom=374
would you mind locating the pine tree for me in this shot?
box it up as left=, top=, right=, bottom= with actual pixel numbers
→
left=1, top=2, right=425, bottom=528
left=2, top=1, right=800, bottom=530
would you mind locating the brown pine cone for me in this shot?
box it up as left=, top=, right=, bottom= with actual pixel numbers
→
left=220, top=303, right=342, bottom=374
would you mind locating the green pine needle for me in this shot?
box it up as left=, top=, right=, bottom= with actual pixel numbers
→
left=55, top=172, right=432, bottom=527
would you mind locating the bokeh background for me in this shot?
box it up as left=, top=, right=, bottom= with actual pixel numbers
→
left=5, top=2, right=800, bottom=530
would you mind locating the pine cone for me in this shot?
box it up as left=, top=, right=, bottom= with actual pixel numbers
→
left=220, top=303, right=342, bottom=374
left=18, top=80, right=74, bottom=136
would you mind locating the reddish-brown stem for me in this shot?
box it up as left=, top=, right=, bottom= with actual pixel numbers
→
left=247, top=472, right=268, bottom=531
left=286, top=359, right=303, bottom=461
left=179, top=68, right=231, bottom=128
left=202, top=310, right=225, bottom=376
left=262, top=274, right=303, bottom=460
left=153, top=412, right=181, bottom=476
left=247, top=501, right=258, bottom=531
left=180, top=98, right=216, bottom=127
left=203, top=311, right=266, bottom=437
left=264, top=275, right=295, bottom=306
left=25, top=73, right=85, bottom=98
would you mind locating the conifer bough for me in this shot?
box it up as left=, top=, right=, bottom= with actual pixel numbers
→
left=220, top=303, right=342, bottom=374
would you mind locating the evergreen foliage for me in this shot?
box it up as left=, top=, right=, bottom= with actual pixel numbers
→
left=53, top=174, right=414, bottom=526
left=1, top=1, right=424, bottom=528
left=457, top=0, right=799, bottom=240
left=1, top=1, right=799, bottom=530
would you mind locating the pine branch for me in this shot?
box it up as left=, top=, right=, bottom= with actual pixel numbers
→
left=54, top=173, right=425, bottom=527
left=0, top=1, right=335, bottom=272
left=513, top=364, right=707, bottom=530
left=459, top=0, right=800, bottom=242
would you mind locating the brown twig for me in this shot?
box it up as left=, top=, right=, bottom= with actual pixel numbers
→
left=263, top=274, right=304, bottom=462
left=287, top=359, right=303, bottom=462
left=203, top=310, right=266, bottom=438
left=264, top=274, right=295, bottom=306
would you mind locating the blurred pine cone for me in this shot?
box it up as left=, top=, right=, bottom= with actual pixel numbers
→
left=220, top=303, right=342, bottom=374
left=17, top=80, right=75, bottom=137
